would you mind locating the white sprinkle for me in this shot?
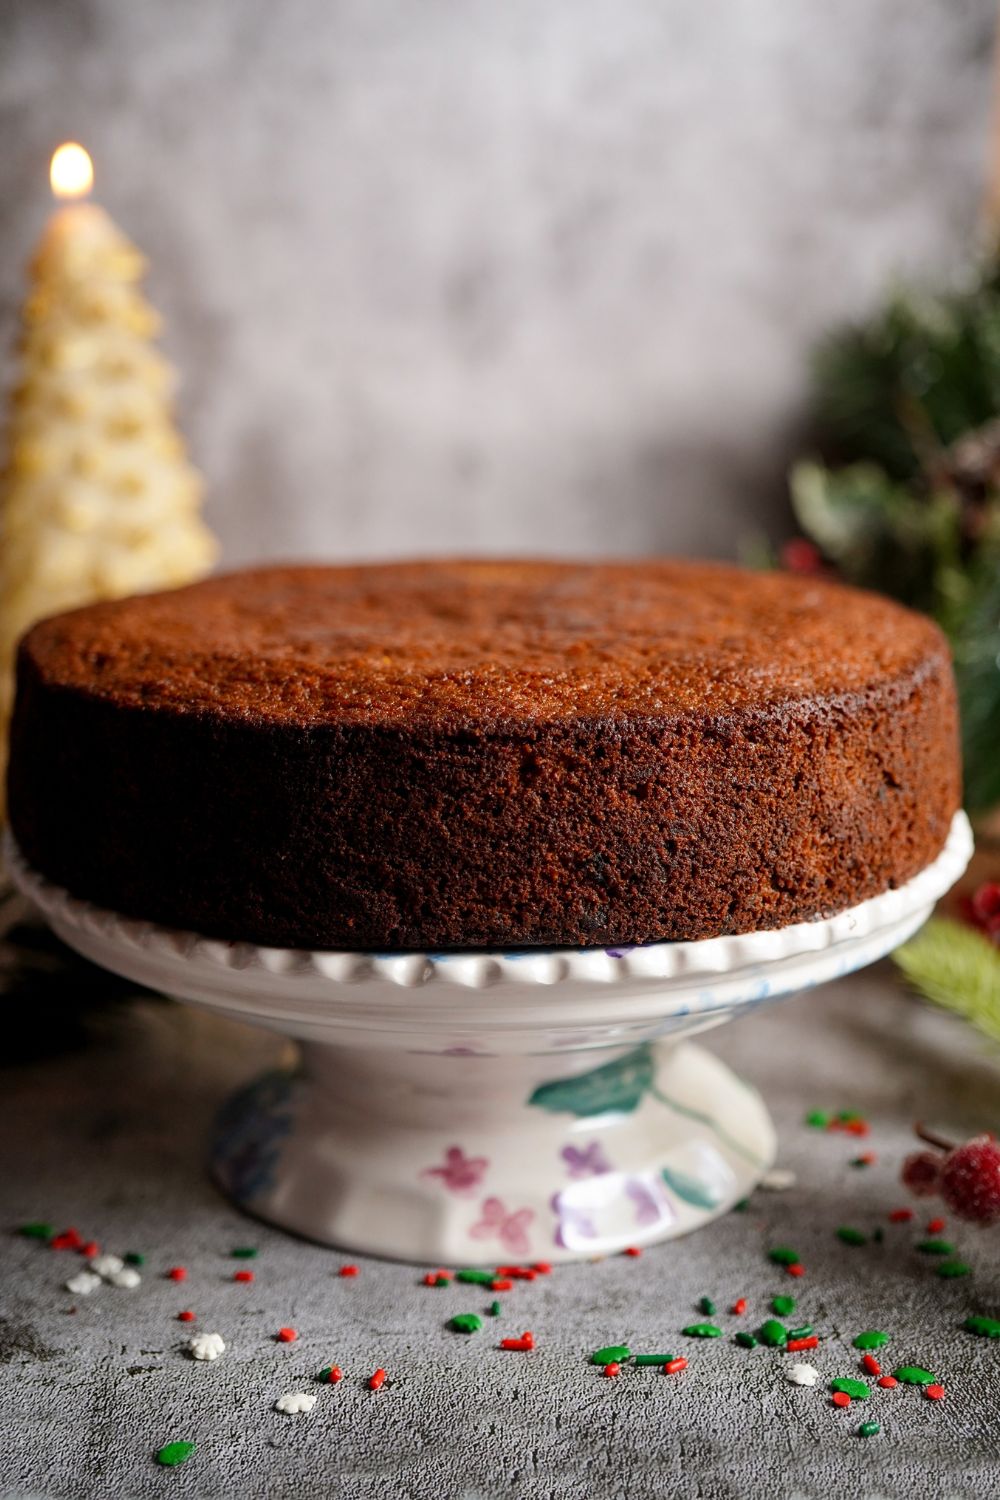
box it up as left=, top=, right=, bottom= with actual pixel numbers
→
left=66, top=1271, right=101, bottom=1296
left=107, top=1267, right=141, bottom=1289
left=189, top=1332, right=226, bottom=1361
left=761, top=1168, right=797, bottom=1191
left=275, top=1391, right=318, bottom=1415
left=787, top=1363, right=819, bottom=1386
left=89, top=1253, right=124, bottom=1278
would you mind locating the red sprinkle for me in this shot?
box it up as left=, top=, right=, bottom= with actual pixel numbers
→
left=491, top=1279, right=513, bottom=1292
left=339, top=1264, right=359, bottom=1277
left=177, top=1310, right=196, bottom=1322
left=532, top=1262, right=552, bottom=1274
left=926, top=1217, right=946, bottom=1234
left=787, top=1336, right=819, bottom=1351
left=731, top=1298, right=747, bottom=1316
left=50, top=1229, right=83, bottom=1252
left=423, top=1273, right=439, bottom=1286
left=166, top=1267, right=187, bottom=1282
left=854, top=1152, right=876, bottom=1166
left=925, top=1384, right=945, bottom=1401
left=368, top=1368, right=387, bottom=1391
left=80, top=1241, right=100, bottom=1259
left=500, top=1331, right=534, bottom=1351
left=844, top=1119, right=869, bottom=1137
left=664, top=1357, right=688, bottom=1375
left=877, top=1376, right=897, bottom=1389
left=786, top=1263, right=805, bottom=1278
left=277, top=1327, right=298, bottom=1343
left=496, top=1266, right=536, bottom=1281
left=888, top=1208, right=914, bottom=1223
left=603, top=1362, right=621, bottom=1377
left=623, top=1247, right=642, bottom=1258
left=233, top=1270, right=254, bottom=1283
left=862, top=1354, right=881, bottom=1376
left=326, top=1365, right=343, bottom=1383
left=832, top=1391, right=851, bottom=1408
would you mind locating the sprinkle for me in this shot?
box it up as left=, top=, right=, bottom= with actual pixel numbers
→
left=533, top=1262, right=552, bottom=1274
left=872, top=1227, right=884, bottom=1244
left=786, top=1336, right=819, bottom=1352
left=90, top=1254, right=123, bottom=1279
left=771, top=1296, right=795, bottom=1316
left=916, top=1240, right=954, bottom=1256
left=698, top=1297, right=716, bottom=1315
left=787, top=1325, right=813, bottom=1339
left=831, top=1391, right=851, bottom=1408
left=66, top=1271, right=101, bottom=1296
left=634, top=1354, right=674, bottom=1365
left=124, top=1252, right=144, bottom=1266
left=623, top=1247, right=642, bottom=1258
left=735, top=1332, right=758, bottom=1349
left=591, top=1344, right=631, bottom=1365
left=188, top=1333, right=225, bottom=1361
left=456, top=1269, right=495, bottom=1285
left=853, top=1330, right=888, bottom=1349
left=831, top=1378, right=869, bottom=1400
left=424, top=1273, right=450, bottom=1287
left=733, top=1198, right=750, bottom=1212
left=805, top=1111, right=830, bottom=1128
left=50, top=1229, right=83, bottom=1251
left=450, top=1314, right=482, bottom=1334
left=761, top=1168, right=796, bottom=1191
left=276, top=1327, right=298, bottom=1343
left=500, top=1332, right=534, bottom=1351
left=233, top=1270, right=254, bottom=1283
left=786, top=1263, right=805, bottom=1278
left=877, top=1376, right=897, bottom=1389
left=319, top=1365, right=343, bottom=1383
left=682, top=1323, right=722, bottom=1339
left=177, top=1311, right=195, bottom=1322
left=926, top=1217, right=946, bottom=1234
left=731, top=1298, right=747, bottom=1316
left=108, top=1268, right=141, bottom=1289
left=489, top=1300, right=501, bottom=1317
left=156, top=1441, right=195, bottom=1467
left=893, top=1365, right=936, bottom=1385
left=836, top=1227, right=866, bottom=1246
left=664, top=1357, right=687, bottom=1375
left=368, top=1368, right=387, bottom=1390
left=339, top=1265, right=359, bottom=1277
left=925, top=1383, right=945, bottom=1401
left=275, top=1391, right=317, bottom=1414
left=758, top=1320, right=788, bottom=1347
left=858, top=1421, right=880, bottom=1437
left=80, top=1241, right=100, bottom=1259
left=850, top=1156, right=873, bottom=1169
left=862, top=1354, right=881, bottom=1376
left=231, top=1247, right=258, bottom=1258
left=889, top=1208, right=914, bottom=1223
left=768, top=1247, right=800, bottom=1266
left=603, top=1362, right=620, bottom=1377
left=936, top=1261, right=971, bottom=1279
left=491, top=1279, right=513, bottom=1292
left=787, top=1363, right=819, bottom=1386
left=167, top=1267, right=187, bottom=1282
left=963, top=1315, right=1000, bottom=1338
left=844, top=1119, right=869, bottom=1137
left=20, top=1222, right=54, bottom=1239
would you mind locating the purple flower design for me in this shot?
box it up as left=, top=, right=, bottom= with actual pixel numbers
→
left=625, top=1177, right=661, bottom=1227
left=550, top=1189, right=598, bottom=1249
left=561, top=1141, right=612, bottom=1179
left=423, top=1145, right=489, bottom=1195
left=469, top=1196, right=534, bottom=1256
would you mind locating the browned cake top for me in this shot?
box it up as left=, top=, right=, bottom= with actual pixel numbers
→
left=22, top=559, right=947, bottom=727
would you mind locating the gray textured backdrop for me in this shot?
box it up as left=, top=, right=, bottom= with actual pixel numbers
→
left=0, top=0, right=997, bottom=566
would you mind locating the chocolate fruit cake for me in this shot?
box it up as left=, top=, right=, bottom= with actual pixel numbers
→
left=7, top=559, right=960, bottom=951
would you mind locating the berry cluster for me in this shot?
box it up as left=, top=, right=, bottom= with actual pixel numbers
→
left=902, top=1135, right=1000, bottom=1225
left=960, top=881, right=1000, bottom=944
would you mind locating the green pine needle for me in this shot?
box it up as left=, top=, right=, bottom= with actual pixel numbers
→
left=894, top=919, right=1000, bottom=1041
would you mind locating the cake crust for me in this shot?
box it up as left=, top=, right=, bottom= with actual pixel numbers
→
left=8, top=559, right=961, bottom=950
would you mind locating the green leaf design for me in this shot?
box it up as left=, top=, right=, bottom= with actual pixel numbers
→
left=894, top=919, right=1000, bottom=1042
left=661, top=1165, right=725, bottom=1210
left=529, top=1044, right=654, bottom=1118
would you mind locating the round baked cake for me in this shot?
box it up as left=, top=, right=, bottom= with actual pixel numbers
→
left=7, top=559, right=960, bottom=951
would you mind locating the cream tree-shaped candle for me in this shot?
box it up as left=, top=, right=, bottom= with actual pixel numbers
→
left=0, top=144, right=217, bottom=806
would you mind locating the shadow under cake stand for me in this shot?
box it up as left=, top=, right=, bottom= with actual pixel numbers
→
left=5, top=814, right=972, bottom=1265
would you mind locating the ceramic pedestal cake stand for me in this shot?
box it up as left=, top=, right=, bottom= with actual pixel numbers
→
left=6, top=814, right=972, bottom=1265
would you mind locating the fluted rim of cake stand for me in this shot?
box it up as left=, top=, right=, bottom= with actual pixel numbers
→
left=3, top=811, right=972, bottom=992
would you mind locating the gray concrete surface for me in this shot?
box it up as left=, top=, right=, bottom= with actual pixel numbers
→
left=0, top=0, right=996, bottom=566
left=0, top=885, right=998, bottom=1500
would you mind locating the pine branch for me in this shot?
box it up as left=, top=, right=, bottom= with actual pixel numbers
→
left=894, top=919, right=1000, bottom=1042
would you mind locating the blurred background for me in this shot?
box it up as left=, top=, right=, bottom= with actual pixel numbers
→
left=1, top=0, right=997, bottom=564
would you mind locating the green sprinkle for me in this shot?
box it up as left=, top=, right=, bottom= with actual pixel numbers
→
left=858, top=1421, right=880, bottom=1438
left=771, top=1296, right=795, bottom=1316
left=893, top=1365, right=936, bottom=1385
left=936, top=1260, right=971, bottom=1279
left=456, top=1269, right=495, bottom=1285
left=836, top=1110, right=858, bottom=1122
left=853, top=1330, right=888, bottom=1350
left=850, top=1157, right=871, bottom=1169
left=758, top=1320, right=788, bottom=1347
left=836, top=1227, right=867, bottom=1246
left=317, top=1366, right=336, bottom=1382
left=591, top=1344, right=631, bottom=1365
left=231, top=1247, right=258, bottom=1259
left=19, top=1222, right=53, bottom=1240
left=634, top=1353, right=676, bottom=1365
left=872, top=1227, right=884, bottom=1244
left=733, top=1198, right=750, bottom=1212
left=682, top=1323, right=722, bottom=1339
left=916, top=1240, right=954, bottom=1256
left=787, top=1325, right=813, bottom=1340
left=124, top=1252, right=144, bottom=1266
left=735, top=1332, right=758, bottom=1349
left=157, top=1442, right=195, bottom=1468
left=488, top=1300, right=501, bottom=1317
left=698, top=1296, right=716, bottom=1315
left=450, top=1313, right=482, bottom=1334
left=805, top=1111, right=830, bottom=1127
left=963, top=1315, right=1000, bottom=1338
left=831, top=1378, right=869, bottom=1400
left=433, top=1275, right=450, bottom=1287
left=768, top=1247, right=800, bottom=1266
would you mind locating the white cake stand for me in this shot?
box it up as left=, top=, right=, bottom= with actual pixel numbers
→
left=5, top=814, right=972, bottom=1265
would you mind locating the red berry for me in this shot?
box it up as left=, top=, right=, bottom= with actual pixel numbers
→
left=939, top=1136, right=1000, bottom=1224
left=971, top=881, right=1000, bottom=924
left=781, top=538, right=823, bottom=575
left=901, top=1150, right=942, bottom=1198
